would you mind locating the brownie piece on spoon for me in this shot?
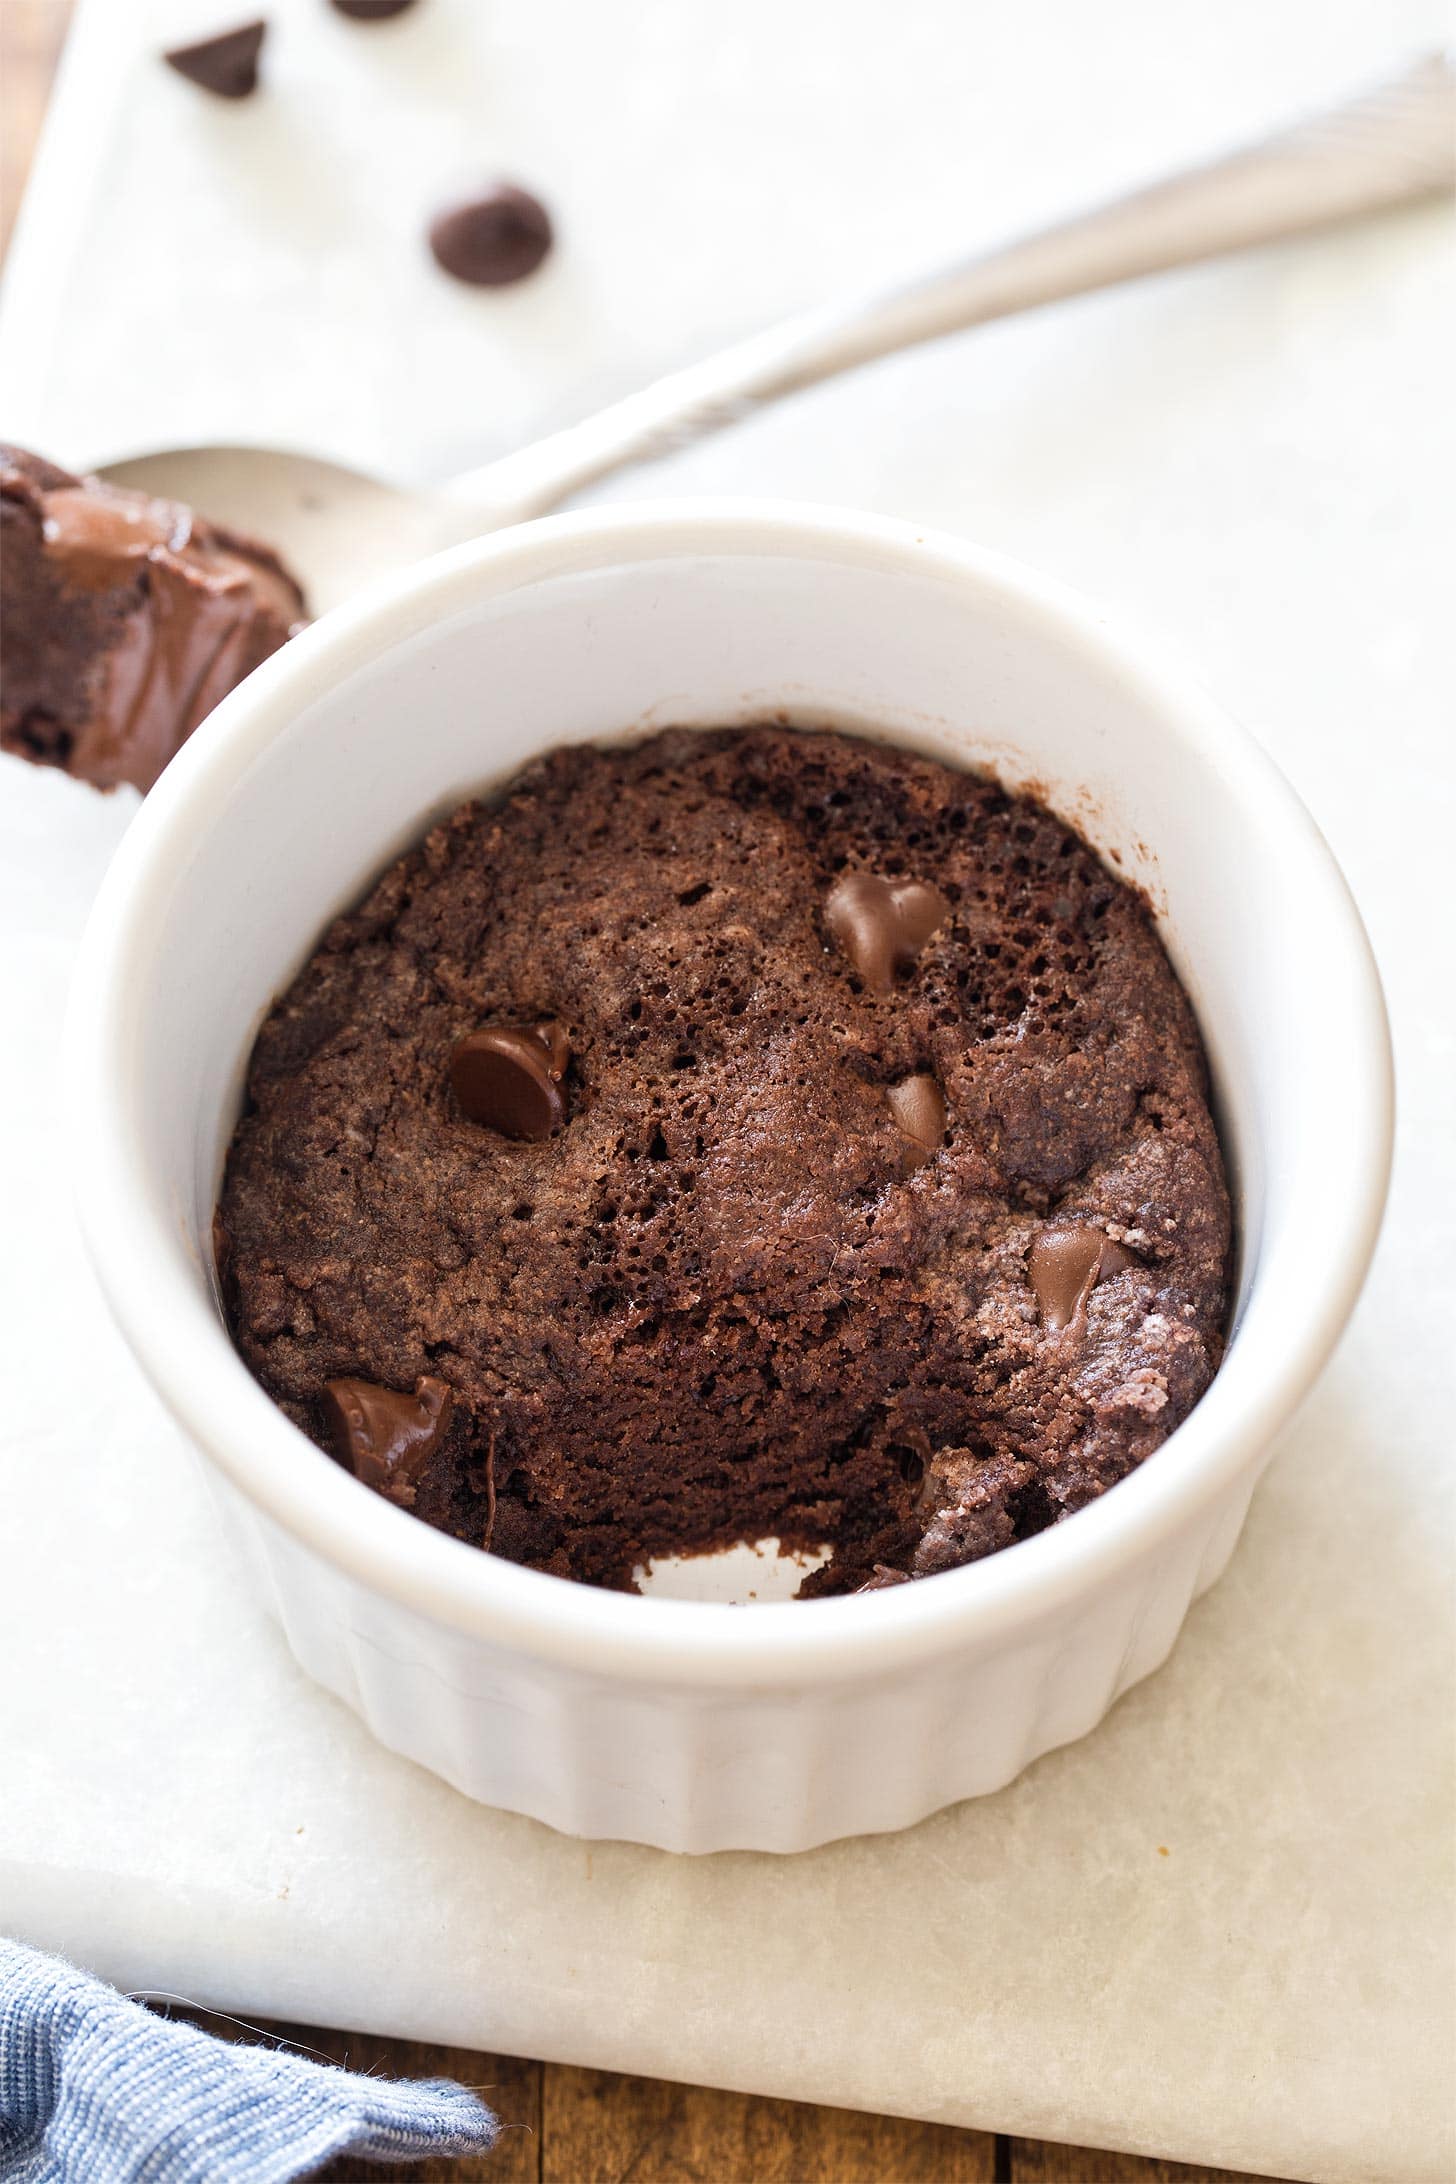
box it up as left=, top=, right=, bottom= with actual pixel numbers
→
left=0, top=445, right=307, bottom=794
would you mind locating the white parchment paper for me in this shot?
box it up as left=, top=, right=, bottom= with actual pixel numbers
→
left=1, top=3, right=1452, bottom=2178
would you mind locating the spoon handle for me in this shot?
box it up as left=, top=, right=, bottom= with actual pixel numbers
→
left=445, top=51, right=1455, bottom=530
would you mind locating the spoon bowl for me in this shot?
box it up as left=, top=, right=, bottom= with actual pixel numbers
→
left=98, top=444, right=451, bottom=612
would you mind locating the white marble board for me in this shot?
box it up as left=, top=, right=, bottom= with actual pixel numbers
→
left=0, top=2, right=1452, bottom=2178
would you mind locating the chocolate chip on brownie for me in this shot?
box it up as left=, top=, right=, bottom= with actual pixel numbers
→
left=450, top=1022, right=570, bottom=1140
left=824, top=870, right=949, bottom=991
left=322, top=1375, right=454, bottom=1505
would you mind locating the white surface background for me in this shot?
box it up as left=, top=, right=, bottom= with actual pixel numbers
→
left=1, top=2, right=1453, bottom=2178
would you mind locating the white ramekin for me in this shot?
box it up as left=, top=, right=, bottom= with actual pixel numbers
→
left=67, top=503, right=1391, bottom=1853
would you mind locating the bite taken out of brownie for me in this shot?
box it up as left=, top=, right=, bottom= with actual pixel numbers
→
left=0, top=445, right=306, bottom=794
left=217, top=726, right=1232, bottom=1595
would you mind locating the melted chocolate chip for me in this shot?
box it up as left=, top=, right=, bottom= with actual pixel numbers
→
left=885, top=1074, right=947, bottom=1165
left=824, top=871, right=949, bottom=992
left=428, top=184, right=554, bottom=287
left=321, top=1375, right=453, bottom=1503
left=1028, top=1226, right=1137, bottom=1335
left=163, top=19, right=266, bottom=98
left=450, top=1021, right=569, bottom=1140
left=41, top=486, right=187, bottom=587
left=331, top=0, right=417, bottom=16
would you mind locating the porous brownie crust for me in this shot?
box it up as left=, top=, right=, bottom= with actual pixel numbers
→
left=219, top=726, right=1231, bottom=1592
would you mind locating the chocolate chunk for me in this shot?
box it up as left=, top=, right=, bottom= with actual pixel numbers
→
left=163, top=19, right=266, bottom=98
left=428, top=184, right=554, bottom=287
left=855, top=1563, right=911, bottom=1592
left=450, top=1021, right=569, bottom=1140
left=331, top=0, right=417, bottom=15
left=886, top=1074, right=946, bottom=1166
left=321, top=1374, right=453, bottom=1503
left=1028, top=1226, right=1137, bottom=1335
left=824, top=871, right=949, bottom=992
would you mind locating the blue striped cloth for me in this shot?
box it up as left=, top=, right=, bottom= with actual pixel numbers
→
left=0, top=1938, right=498, bottom=2181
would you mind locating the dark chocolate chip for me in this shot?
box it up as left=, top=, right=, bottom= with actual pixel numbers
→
left=1028, top=1226, right=1137, bottom=1335
left=162, top=19, right=266, bottom=98
left=331, top=0, right=417, bottom=16
left=428, top=183, right=554, bottom=287
left=321, top=1375, right=453, bottom=1504
left=824, top=871, right=949, bottom=992
left=450, top=1021, right=569, bottom=1140
left=886, top=1074, right=946, bottom=1166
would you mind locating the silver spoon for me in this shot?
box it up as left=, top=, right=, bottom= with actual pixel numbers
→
left=102, top=54, right=1454, bottom=614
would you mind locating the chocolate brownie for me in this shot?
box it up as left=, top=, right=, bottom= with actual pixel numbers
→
left=218, top=727, right=1231, bottom=1593
left=0, top=446, right=306, bottom=794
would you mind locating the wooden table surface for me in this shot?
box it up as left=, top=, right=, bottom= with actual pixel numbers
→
left=1, top=9, right=1289, bottom=2179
